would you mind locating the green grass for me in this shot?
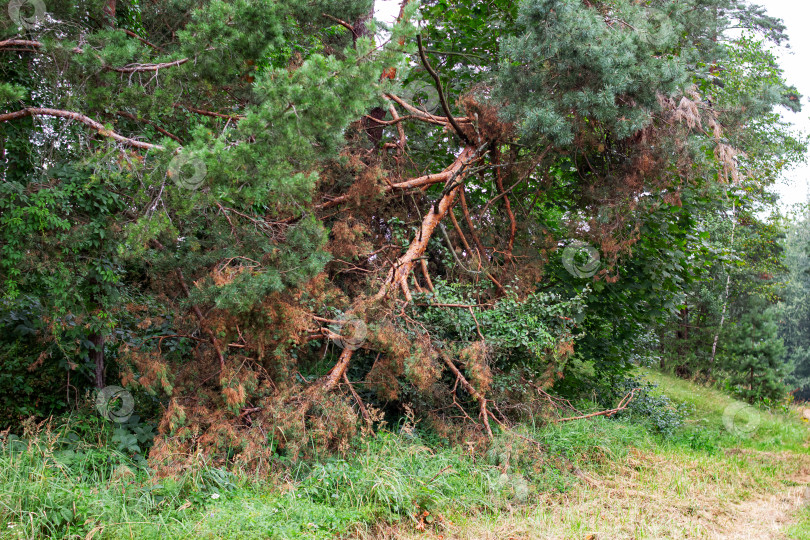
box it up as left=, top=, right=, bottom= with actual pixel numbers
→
left=789, top=505, right=810, bottom=540
left=1, top=369, right=809, bottom=539
left=642, top=368, right=809, bottom=452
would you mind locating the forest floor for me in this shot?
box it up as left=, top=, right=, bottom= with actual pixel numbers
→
left=1, top=370, right=809, bottom=539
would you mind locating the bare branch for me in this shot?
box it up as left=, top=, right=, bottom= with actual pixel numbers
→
left=174, top=103, right=244, bottom=121
left=322, top=13, right=357, bottom=38
left=316, top=167, right=457, bottom=211
left=555, top=389, right=638, bottom=423
left=123, top=29, right=164, bottom=52
left=0, top=107, right=164, bottom=150
left=416, top=34, right=473, bottom=145
left=373, top=145, right=485, bottom=301
left=117, top=110, right=183, bottom=143
left=176, top=269, right=226, bottom=371
left=0, top=39, right=41, bottom=49
left=439, top=350, right=493, bottom=439
left=109, top=57, right=188, bottom=73
left=385, top=93, right=471, bottom=125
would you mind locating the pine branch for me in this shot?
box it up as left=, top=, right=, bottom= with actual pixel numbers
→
left=321, top=13, right=357, bottom=39
left=385, top=93, right=471, bottom=125
left=122, top=29, right=164, bottom=52
left=439, top=349, right=493, bottom=439
left=0, top=38, right=187, bottom=72
left=0, top=39, right=41, bottom=49
left=373, top=145, right=486, bottom=302
left=173, top=103, right=244, bottom=121
left=555, top=389, right=638, bottom=423
left=0, top=107, right=164, bottom=150
left=316, top=167, right=459, bottom=211
left=493, top=147, right=516, bottom=259
left=176, top=269, right=226, bottom=371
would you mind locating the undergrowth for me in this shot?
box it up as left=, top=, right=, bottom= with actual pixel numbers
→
left=1, top=369, right=808, bottom=539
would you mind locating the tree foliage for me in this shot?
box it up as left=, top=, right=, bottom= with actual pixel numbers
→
left=0, top=0, right=804, bottom=468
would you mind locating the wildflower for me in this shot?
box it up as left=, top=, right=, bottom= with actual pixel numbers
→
left=211, top=493, right=220, bottom=500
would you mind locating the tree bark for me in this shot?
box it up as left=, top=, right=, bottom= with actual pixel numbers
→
left=374, top=147, right=479, bottom=301
left=709, top=199, right=736, bottom=374
left=91, top=332, right=105, bottom=389
left=103, top=0, right=116, bottom=26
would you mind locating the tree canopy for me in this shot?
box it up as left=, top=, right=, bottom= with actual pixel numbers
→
left=0, top=0, right=805, bottom=470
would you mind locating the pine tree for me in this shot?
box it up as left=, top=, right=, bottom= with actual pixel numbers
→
left=723, top=297, right=787, bottom=402
left=0, top=0, right=802, bottom=464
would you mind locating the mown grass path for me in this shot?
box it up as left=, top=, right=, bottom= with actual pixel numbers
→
left=374, top=371, right=810, bottom=539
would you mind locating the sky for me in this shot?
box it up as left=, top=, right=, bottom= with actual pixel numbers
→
left=759, top=0, right=810, bottom=209
left=374, top=0, right=810, bottom=209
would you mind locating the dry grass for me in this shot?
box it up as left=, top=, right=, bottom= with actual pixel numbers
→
left=355, top=371, right=810, bottom=540
left=366, top=448, right=810, bottom=539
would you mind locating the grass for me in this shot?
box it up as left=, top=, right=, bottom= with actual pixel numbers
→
left=642, top=368, right=809, bottom=452
left=790, top=506, right=810, bottom=540
left=1, top=369, right=809, bottom=539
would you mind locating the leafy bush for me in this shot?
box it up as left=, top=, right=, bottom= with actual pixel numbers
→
left=608, top=378, right=689, bottom=438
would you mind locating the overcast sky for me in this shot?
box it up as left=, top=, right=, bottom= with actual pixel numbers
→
left=758, top=0, right=810, bottom=209
left=375, top=1, right=810, bottom=209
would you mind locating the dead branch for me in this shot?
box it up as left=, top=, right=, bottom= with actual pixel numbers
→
left=0, top=108, right=164, bottom=150
left=373, top=146, right=482, bottom=301
left=342, top=373, right=375, bottom=432
left=477, top=146, right=551, bottom=218
left=109, top=57, right=188, bottom=73
left=316, top=148, right=484, bottom=394
left=173, top=103, right=244, bottom=121
left=117, top=110, right=183, bottom=143
left=449, top=208, right=474, bottom=253
left=0, top=39, right=41, bottom=49
left=459, top=187, right=488, bottom=258
left=468, top=306, right=484, bottom=341
left=123, top=29, right=164, bottom=52
left=523, top=378, right=585, bottom=416
left=385, top=93, right=471, bottom=125
left=176, top=269, right=226, bottom=371
left=555, top=389, right=638, bottom=423
left=0, top=39, right=83, bottom=53
left=322, top=13, right=357, bottom=38
left=239, top=407, right=262, bottom=418
left=388, top=103, right=406, bottom=155
left=316, top=163, right=458, bottom=211
left=439, top=350, right=493, bottom=439
left=458, top=189, right=507, bottom=295
left=320, top=346, right=354, bottom=392
left=493, top=147, right=516, bottom=259
left=420, top=259, right=435, bottom=292
left=416, top=302, right=493, bottom=308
